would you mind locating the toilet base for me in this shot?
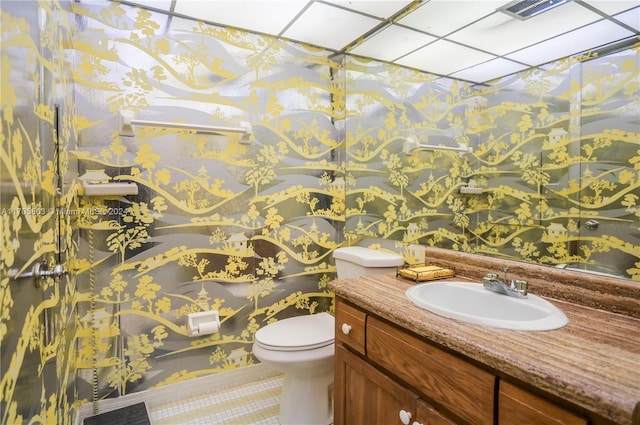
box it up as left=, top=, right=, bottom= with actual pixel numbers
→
left=251, top=313, right=335, bottom=425
left=278, top=368, right=334, bottom=425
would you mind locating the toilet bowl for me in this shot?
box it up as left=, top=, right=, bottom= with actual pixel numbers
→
left=252, top=313, right=335, bottom=425
left=252, top=247, right=404, bottom=424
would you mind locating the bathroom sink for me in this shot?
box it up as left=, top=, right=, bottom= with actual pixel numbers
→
left=405, top=281, right=568, bottom=331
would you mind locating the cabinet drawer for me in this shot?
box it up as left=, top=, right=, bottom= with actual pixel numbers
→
left=335, top=299, right=366, bottom=355
left=499, top=380, right=587, bottom=425
left=367, top=316, right=495, bottom=425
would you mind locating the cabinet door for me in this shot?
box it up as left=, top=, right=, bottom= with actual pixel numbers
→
left=335, top=344, right=419, bottom=425
left=415, top=399, right=459, bottom=425
left=499, top=380, right=588, bottom=425
left=367, top=316, right=495, bottom=425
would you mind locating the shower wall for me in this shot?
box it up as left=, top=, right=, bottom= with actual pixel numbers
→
left=1, top=1, right=79, bottom=424
left=71, top=1, right=341, bottom=400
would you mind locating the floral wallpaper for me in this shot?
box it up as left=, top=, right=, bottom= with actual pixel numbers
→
left=1, top=1, right=79, bottom=424
left=70, top=0, right=341, bottom=402
left=344, top=48, right=640, bottom=278
left=1, top=1, right=638, bottom=424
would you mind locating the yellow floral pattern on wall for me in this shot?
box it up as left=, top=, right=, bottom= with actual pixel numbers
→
left=71, top=1, right=341, bottom=400
left=1, top=1, right=78, bottom=424
left=344, top=49, right=640, bottom=278
left=1, top=0, right=639, bottom=423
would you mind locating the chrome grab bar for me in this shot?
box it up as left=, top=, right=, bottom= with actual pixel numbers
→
left=9, top=260, right=68, bottom=287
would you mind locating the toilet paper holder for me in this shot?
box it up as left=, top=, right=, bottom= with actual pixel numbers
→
left=187, top=310, right=220, bottom=336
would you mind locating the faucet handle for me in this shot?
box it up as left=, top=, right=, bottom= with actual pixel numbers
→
left=482, top=273, right=498, bottom=286
left=512, top=279, right=528, bottom=296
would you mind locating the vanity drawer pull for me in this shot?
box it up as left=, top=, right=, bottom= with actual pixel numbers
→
left=341, top=323, right=352, bottom=335
left=399, top=409, right=412, bottom=425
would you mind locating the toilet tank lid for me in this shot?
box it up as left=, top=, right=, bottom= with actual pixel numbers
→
left=333, top=246, right=404, bottom=267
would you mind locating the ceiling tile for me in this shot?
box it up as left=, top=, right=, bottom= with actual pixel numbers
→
left=448, top=2, right=604, bottom=56
left=450, top=57, right=529, bottom=83
left=127, top=0, right=638, bottom=84
left=349, top=25, right=436, bottom=62
left=173, top=0, right=310, bottom=36
left=398, top=0, right=511, bottom=36
left=395, top=39, right=495, bottom=76
left=614, top=6, right=640, bottom=30
left=506, top=19, right=636, bottom=66
left=324, top=0, right=413, bottom=19
left=586, top=1, right=640, bottom=15
left=282, top=2, right=382, bottom=50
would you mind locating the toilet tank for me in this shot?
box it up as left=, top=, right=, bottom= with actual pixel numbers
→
left=333, top=246, right=404, bottom=279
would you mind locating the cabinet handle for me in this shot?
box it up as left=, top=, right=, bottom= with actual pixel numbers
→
left=399, top=409, right=412, bottom=425
left=341, top=323, right=352, bottom=335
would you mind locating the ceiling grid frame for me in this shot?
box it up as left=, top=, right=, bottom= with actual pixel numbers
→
left=112, top=0, right=640, bottom=83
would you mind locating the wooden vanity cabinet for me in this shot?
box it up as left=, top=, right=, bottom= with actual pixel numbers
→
left=335, top=344, right=423, bottom=425
left=498, top=380, right=588, bottom=425
left=335, top=298, right=366, bottom=355
left=335, top=344, right=457, bottom=425
left=416, top=400, right=458, bottom=425
left=335, top=298, right=488, bottom=425
left=334, top=297, right=596, bottom=425
left=366, top=315, right=494, bottom=425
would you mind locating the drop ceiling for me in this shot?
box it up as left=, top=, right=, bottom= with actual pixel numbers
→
left=119, top=0, right=639, bottom=84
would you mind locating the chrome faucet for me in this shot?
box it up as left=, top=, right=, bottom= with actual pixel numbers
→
left=482, top=267, right=528, bottom=298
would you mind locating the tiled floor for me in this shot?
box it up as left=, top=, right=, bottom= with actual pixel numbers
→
left=149, top=373, right=282, bottom=425
left=77, top=365, right=284, bottom=425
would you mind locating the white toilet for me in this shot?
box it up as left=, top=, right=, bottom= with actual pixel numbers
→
left=253, top=313, right=335, bottom=425
left=252, top=246, right=404, bottom=425
left=333, top=246, right=405, bottom=279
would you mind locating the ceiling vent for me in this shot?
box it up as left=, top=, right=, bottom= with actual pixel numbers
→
left=498, top=0, right=569, bottom=20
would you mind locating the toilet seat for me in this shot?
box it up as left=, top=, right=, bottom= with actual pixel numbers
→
left=254, top=313, right=334, bottom=352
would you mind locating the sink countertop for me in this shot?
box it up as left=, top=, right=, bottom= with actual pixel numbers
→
left=330, top=273, right=640, bottom=425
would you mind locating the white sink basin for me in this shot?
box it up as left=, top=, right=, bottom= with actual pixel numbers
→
left=405, top=281, right=568, bottom=331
